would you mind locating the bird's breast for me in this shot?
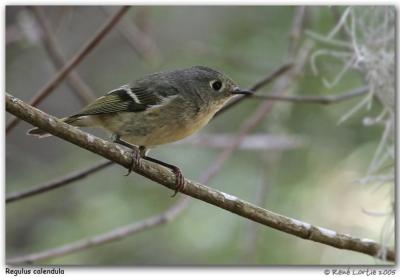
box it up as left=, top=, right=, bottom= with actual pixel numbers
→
left=98, top=98, right=228, bottom=147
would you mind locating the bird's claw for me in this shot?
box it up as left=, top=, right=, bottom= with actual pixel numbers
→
left=170, top=167, right=185, bottom=197
left=124, top=148, right=141, bottom=176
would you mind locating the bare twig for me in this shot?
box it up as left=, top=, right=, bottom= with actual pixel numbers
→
left=242, top=154, right=276, bottom=263
left=215, top=62, right=294, bottom=117
left=248, top=85, right=369, bottom=105
left=288, top=6, right=307, bottom=54
left=30, top=6, right=97, bottom=104
left=6, top=160, right=113, bottom=204
left=198, top=54, right=303, bottom=198
left=101, top=7, right=160, bottom=66
left=7, top=196, right=190, bottom=264
left=6, top=6, right=130, bottom=134
left=202, top=35, right=311, bottom=186
left=6, top=93, right=395, bottom=263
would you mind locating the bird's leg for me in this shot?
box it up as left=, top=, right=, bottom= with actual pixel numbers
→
left=112, top=135, right=142, bottom=176
left=112, top=135, right=185, bottom=197
left=140, top=150, right=185, bottom=198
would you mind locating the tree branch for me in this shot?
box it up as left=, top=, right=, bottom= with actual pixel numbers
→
left=6, top=6, right=130, bottom=134
left=29, top=6, right=97, bottom=104
left=214, top=62, right=293, bottom=117
left=6, top=160, right=113, bottom=204
left=6, top=93, right=394, bottom=263
left=7, top=196, right=190, bottom=264
left=288, top=6, right=307, bottom=54
left=101, top=7, right=161, bottom=66
left=248, top=85, right=369, bottom=104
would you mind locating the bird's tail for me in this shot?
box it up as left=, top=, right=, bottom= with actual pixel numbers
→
left=27, top=115, right=93, bottom=138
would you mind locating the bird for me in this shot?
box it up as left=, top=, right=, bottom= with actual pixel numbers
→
left=28, top=66, right=253, bottom=196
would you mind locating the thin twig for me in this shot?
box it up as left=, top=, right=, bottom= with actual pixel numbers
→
left=214, top=62, right=294, bottom=117
left=202, top=36, right=310, bottom=182
left=250, top=63, right=294, bottom=92
left=6, top=160, right=113, bottom=204
left=242, top=153, right=276, bottom=263
left=248, top=85, right=369, bottom=105
left=6, top=6, right=130, bottom=134
left=7, top=196, right=190, bottom=264
left=30, top=6, right=97, bottom=104
left=5, top=93, right=395, bottom=263
left=101, top=7, right=160, bottom=66
left=288, top=6, right=306, bottom=54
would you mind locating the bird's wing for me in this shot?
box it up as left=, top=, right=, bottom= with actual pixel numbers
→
left=74, top=84, right=178, bottom=116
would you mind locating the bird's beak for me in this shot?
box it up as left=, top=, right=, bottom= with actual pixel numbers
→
left=231, top=87, right=254, bottom=95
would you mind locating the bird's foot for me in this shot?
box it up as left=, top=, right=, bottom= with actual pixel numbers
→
left=124, top=148, right=141, bottom=176
left=170, top=166, right=185, bottom=197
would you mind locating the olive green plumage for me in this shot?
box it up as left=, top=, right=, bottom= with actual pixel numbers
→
left=28, top=66, right=250, bottom=147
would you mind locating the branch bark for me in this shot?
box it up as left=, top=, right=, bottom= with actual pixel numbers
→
left=6, top=6, right=130, bottom=134
left=6, top=93, right=395, bottom=263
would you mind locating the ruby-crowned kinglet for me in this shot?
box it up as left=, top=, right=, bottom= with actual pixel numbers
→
left=28, top=66, right=252, bottom=196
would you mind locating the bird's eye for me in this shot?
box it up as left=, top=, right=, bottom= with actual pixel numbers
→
left=210, top=80, right=223, bottom=91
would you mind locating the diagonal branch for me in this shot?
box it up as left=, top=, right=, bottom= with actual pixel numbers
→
left=6, top=6, right=130, bottom=134
left=215, top=62, right=293, bottom=117
left=7, top=196, right=190, bottom=264
left=29, top=6, right=97, bottom=104
left=288, top=6, right=307, bottom=54
left=101, top=7, right=161, bottom=66
left=6, top=93, right=395, bottom=263
left=6, top=160, right=113, bottom=203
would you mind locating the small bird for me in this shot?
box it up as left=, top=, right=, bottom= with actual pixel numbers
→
left=28, top=66, right=252, bottom=196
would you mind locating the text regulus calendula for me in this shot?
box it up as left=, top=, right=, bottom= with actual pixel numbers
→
left=28, top=66, right=252, bottom=196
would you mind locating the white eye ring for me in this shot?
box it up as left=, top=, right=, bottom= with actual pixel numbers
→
left=210, top=80, right=224, bottom=91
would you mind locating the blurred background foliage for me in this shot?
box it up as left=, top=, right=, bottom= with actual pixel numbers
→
left=6, top=6, right=394, bottom=265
